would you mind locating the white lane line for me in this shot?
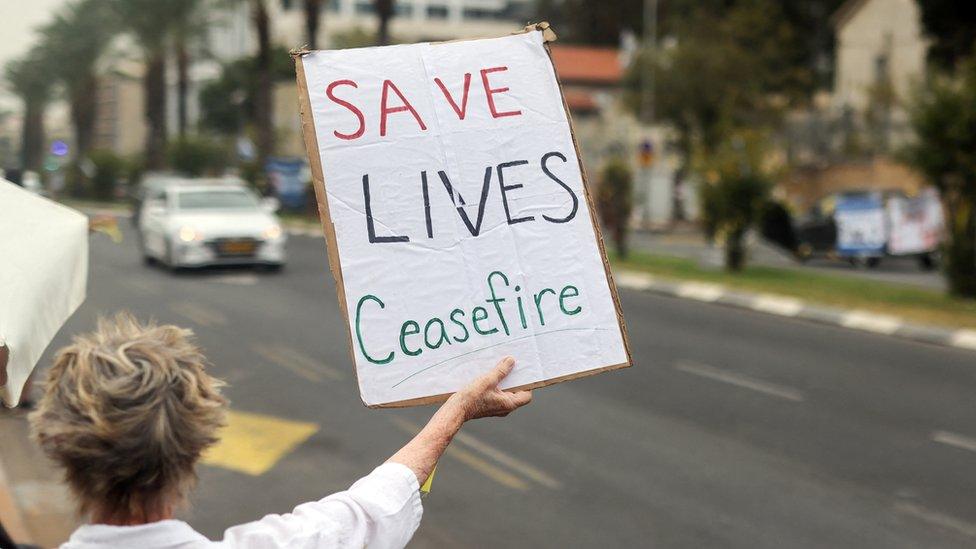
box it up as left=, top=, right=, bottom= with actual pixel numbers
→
left=208, top=274, right=259, bottom=286
left=675, top=282, right=724, bottom=302
left=951, top=329, right=976, bottom=351
left=840, top=310, right=902, bottom=335
left=170, top=302, right=227, bottom=327
left=751, top=294, right=804, bottom=317
left=895, top=501, right=976, bottom=539
left=932, top=430, right=976, bottom=454
left=615, top=272, right=655, bottom=291
left=674, top=360, right=805, bottom=402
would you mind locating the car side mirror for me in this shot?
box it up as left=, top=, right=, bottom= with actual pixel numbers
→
left=262, top=197, right=281, bottom=212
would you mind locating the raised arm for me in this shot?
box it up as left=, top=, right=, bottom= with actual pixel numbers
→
left=388, top=356, right=533, bottom=484
left=220, top=357, right=532, bottom=549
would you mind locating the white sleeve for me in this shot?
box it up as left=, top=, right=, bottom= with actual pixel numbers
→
left=217, top=463, right=423, bottom=549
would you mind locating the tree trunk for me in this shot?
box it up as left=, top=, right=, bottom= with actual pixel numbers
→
left=20, top=99, right=45, bottom=172
left=375, top=0, right=393, bottom=46
left=177, top=41, right=190, bottom=137
left=252, top=0, right=273, bottom=183
left=304, top=0, right=322, bottom=49
left=70, top=75, right=98, bottom=159
left=144, top=52, right=168, bottom=170
left=614, top=223, right=629, bottom=259
left=943, top=192, right=976, bottom=298
left=724, top=227, right=747, bottom=271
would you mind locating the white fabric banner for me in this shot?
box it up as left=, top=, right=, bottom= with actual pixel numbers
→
left=0, top=181, right=88, bottom=406
left=301, top=31, right=629, bottom=406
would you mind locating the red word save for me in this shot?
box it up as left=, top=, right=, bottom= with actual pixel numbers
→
left=325, top=66, right=522, bottom=141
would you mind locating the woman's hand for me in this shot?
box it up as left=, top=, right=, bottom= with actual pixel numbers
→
left=448, top=356, right=533, bottom=421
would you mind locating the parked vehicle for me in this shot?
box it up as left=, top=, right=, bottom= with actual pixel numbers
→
left=794, top=189, right=943, bottom=270
left=139, top=183, right=286, bottom=270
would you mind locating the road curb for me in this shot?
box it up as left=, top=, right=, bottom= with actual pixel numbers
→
left=614, top=271, right=976, bottom=353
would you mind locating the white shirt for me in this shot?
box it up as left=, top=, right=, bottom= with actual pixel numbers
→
left=61, top=463, right=423, bottom=549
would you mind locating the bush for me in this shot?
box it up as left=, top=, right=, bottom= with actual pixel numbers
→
left=167, top=136, right=229, bottom=177
left=596, top=157, right=634, bottom=258
left=702, top=173, right=770, bottom=271
left=89, top=150, right=125, bottom=201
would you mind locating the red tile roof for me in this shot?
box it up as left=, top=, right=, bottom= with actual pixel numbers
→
left=549, top=46, right=623, bottom=85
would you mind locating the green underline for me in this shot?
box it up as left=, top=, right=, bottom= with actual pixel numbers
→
left=391, top=327, right=608, bottom=388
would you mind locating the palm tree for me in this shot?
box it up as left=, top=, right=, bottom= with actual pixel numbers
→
left=40, top=0, right=115, bottom=160
left=303, top=0, right=325, bottom=49
left=110, top=0, right=178, bottom=169
left=4, top=53, right=53, bottom=172
left=172, top=0, right=211, bottom=137
left=375, top=0, right=394, bottom=46
left=251, top=0, right=273, bottom=174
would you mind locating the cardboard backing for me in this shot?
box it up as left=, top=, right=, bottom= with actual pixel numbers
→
left=292, top=22, right=632, bottom=408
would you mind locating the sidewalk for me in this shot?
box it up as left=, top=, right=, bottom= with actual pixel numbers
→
left=615, top=269, right=976, bottom=353
left=629, top=229, right=947, bottom=292
left=0, top=410, right=79, bottom=547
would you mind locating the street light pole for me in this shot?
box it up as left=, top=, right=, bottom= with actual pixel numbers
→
left=641, top=0, right=657, bottom=124
left=639, top=0, right=658, bottom=228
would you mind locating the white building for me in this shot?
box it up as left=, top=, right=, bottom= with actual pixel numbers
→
left=831, top=0, right=927, bottom=113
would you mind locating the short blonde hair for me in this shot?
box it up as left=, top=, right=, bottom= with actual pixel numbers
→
left=30, top=313, right=227, bottom=521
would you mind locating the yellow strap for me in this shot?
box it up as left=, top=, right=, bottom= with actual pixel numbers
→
left=420, top=464, right=438, bottom=496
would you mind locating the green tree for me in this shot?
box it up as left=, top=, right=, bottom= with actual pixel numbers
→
left=903, top=59, right=976, bottom=298
left=697, top=132, right=772, bottom=271
left=40, top=0, right=116, bottom=160
left=304, top=0, right=325, bottom=49
left=917, top=0, right=976, bottom=69
left=111, top=0, right=179, bottom=170
left=172, top=0, right=212, bottom=137
left=596, top=157, right=634, bottom=258
left=375, top=0, right=394, bottom=46
left=4, top=52, right=53, bottom=172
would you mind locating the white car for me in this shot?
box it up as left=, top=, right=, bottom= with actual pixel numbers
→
left=139, top=184, right=286, bottom=270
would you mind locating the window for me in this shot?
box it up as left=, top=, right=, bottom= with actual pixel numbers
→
left=177, top=190, right=260, bottom=210
left=427, top=4, right=448, bottom=18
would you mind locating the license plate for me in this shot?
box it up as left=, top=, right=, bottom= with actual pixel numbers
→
left=219, top=241, right=256, bottom=255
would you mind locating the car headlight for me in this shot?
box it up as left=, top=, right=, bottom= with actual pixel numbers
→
left=262, top=224, right=283, bottom=240
left=178, top=226, right=203, bottom=242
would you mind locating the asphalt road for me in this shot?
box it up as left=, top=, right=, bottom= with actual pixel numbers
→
left=35, top=223, right=976, bottom=548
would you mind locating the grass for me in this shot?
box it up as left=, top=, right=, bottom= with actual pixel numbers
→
left=609, top=251, right=976, bottom=330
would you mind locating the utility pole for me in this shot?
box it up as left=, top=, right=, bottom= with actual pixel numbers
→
left=641, top=0, right=657, bottom=124
left=638, top=0, right=658, bottom=228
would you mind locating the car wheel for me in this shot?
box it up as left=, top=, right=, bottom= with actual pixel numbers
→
left=866, top=257, right=881, bottom=269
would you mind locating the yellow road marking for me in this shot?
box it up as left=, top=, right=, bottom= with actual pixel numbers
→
left=454, top=430, right=562, bottom=489
left=445, top=445, right=529, bottom=491
left=170, top=302, right=227, bottom=327
left=391, top=417, right=552, bottom=491
left=252, top=345, right=344, bottom=382
left=202, top=409, right=318, bottom=476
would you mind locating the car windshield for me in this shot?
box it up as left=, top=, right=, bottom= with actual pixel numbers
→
left=177, top=189, right=259, bottom=210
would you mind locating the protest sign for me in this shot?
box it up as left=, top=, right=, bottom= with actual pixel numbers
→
left=294, top=25, right=632, bottom=407
left=0, top=180, right=88, bottom=407
left=887, top=189, right=944, bottom=256
left=835, top=193, right=886, bottom=257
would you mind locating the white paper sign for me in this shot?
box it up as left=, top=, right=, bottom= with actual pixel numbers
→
left=0, top=181, right=88, bottom=406
left=299, top=31, right=630, bottom=406
left=887, top=189, right=944, bottom=255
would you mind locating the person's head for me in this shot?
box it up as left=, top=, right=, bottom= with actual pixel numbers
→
left=29, top=313, right=227, bottom=524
